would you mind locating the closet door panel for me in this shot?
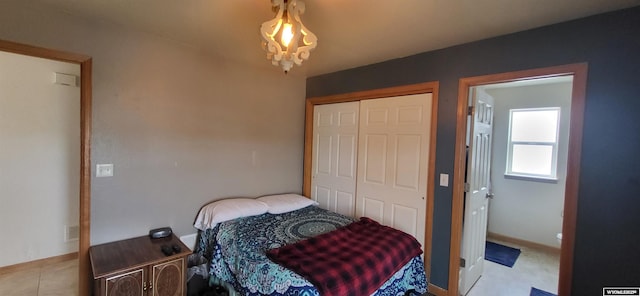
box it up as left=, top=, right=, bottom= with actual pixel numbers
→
left=311, top=102, right=359, bottom=217
left=314, top=186, right=332, bottom=211
left=362, top=197, right=384, bottom=222
left=356, top=93, right=432, bottom=249
left=362, top=134, right=388, bottom=185
left=335, top=191, right=355, bottom=217
left=315, top=135, right=332, bottom=175
left=395, top=134, right=422, bottom=191
left=337, top=135, right=357, bottom=178
left=391, top=204, right=419, bottom=237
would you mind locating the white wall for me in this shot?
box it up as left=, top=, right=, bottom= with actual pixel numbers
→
left=0, top=51, right=80, bottom=267
left=485, top=81, right=572, bottom=247
left=0, top=1, right=307, bottom=245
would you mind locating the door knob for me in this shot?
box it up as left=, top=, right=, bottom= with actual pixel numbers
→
left=486, top=193, right=494, bottom=199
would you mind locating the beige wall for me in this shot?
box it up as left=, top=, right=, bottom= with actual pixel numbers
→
left=0, top=2, right=306, bottom=245
left=0, top=51, right=80, bottom=266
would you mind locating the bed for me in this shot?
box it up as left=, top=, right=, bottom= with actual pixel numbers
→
left=194, top=194, right=428, bottom=296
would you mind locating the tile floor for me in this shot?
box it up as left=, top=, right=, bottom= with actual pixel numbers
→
left=464, top=239, right=560, bottom=296
left=0, top=259, right=78, bottom=296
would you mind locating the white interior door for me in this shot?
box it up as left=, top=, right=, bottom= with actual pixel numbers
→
left=356, top=93, right=432, bottom=249
left=311, top=102, right=359, bottom=217
left=459, top=88, right=494, bottom=295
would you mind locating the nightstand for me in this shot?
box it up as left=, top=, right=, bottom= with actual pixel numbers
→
left=90, top=233, right=191, bottom=296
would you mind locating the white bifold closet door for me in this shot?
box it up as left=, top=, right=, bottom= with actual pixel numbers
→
left=310, top=93, right=432, bottom=250
left=311, top=102, right=359, bottom=217
left=356, top=93, right=432, bottom=249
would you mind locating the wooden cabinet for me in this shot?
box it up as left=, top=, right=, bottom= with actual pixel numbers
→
left=104, top=268, right=144, bottom=296
left=90, top=234, right=191, bottom=296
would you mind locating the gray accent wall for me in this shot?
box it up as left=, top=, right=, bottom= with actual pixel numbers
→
left=307, top=7, right=640, bottom=295
left=0, top=2, right=306, bottom=245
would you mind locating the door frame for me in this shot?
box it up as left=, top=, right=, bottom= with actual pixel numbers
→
left=450, top=63, right=587, bottom=296
left=303, top=81, right=439, bottom=281
left=0, top=39, right=92, bottom=296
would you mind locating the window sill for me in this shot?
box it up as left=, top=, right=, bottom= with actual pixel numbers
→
left=504, top=174, right=558, bottom=184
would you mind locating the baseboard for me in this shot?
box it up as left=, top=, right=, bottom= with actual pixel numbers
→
left=487, top=232, right=561, bottom=255
left=0, top=252, right=78, bottom=276
left=428, top=283, right=448, bottom=296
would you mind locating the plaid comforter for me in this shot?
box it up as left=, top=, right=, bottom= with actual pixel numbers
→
left=266, top=217, right=423, bottom=296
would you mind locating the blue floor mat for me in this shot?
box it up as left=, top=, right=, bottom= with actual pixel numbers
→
left=484, top=241, right=521, bottom=267
left=530, top=287, right=557, bottom=296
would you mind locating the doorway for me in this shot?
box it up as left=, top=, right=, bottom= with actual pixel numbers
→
left=0, top=39, right=92, bottom=296
left=461, top=76, right=573, bottom=296
left=450, top=64, right=588, bottom=296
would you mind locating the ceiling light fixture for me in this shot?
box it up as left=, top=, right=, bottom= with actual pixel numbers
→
left=260, top=0, right=317, bottom=73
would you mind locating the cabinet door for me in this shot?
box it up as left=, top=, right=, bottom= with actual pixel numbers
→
left=151, top=258, right=184, bottom=296
left=105, top=268, right=145, bottom=296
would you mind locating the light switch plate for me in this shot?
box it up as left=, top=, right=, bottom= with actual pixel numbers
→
left=439, top=173, right=449, bottom=187
left=96, top=164, right=114, bottom=177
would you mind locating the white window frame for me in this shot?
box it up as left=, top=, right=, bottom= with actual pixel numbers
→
left=505, top=107, right=561, bottom=182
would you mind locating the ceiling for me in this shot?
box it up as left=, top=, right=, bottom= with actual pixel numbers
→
left=26, top=0, right=640, bottom=76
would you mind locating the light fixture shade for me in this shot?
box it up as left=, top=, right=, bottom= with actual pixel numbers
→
left=260, top=0, right=317, bottom=73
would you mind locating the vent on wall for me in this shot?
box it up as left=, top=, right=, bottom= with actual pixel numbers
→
left=65, top=225, right=79, bottom=242
left=53, top=72, right=78, bottom=87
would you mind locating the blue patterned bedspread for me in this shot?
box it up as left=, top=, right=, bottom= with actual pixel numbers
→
left=196, top=206, right=427, bottom=296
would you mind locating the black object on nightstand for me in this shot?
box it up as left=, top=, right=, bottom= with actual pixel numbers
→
left=161, top=244, right=173, bottom=256
left=149, top=226, right=173, bottom=239
left=160, top=243, right=183, bottom=256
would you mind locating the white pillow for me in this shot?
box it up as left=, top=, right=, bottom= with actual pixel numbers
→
left=257, top=193, right=318, bottom=214
left=193, top=198, right=268, bottom=230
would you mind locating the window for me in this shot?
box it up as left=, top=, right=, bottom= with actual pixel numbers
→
left=506, top=107, right=560, bottom=181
